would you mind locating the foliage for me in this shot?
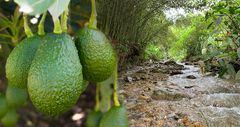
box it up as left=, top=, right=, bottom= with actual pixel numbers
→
left=96, top=0, right=206, bottom=64
left=164, top=14, right=209, bottom=61
left=144, top=44, right=164, bottom=60
left=204, top=0, right=240, bottom=81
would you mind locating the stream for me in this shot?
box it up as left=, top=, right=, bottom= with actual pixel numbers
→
left=120, top=61, right=240, bottom=127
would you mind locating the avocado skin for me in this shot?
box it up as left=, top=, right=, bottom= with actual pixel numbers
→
left=99, top=106, right=129, bottom=127
left=0, top=95, right=8, bottom=118
left=76, top=27, right=116, bottom=82
left=6, top=36, right=41, bottom=88
left=1, top=109, right=19, bottom=127
left=86, top=111, right=103, bottom=127
left=28, top=33, right=85, bottom=116
left=6, top=86, right=28, bottom=108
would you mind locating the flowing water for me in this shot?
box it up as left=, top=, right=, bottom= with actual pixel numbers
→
left=121, top=62, right=240, bottom=127
left=169, top=64, right=240, bottom=127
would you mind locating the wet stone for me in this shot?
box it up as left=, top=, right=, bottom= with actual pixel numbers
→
left=169, top=70, right=183, bottom=76
left=186, top=75, right=197, bottom=79
left=151, top=87, right=190, bottom=101
left=125, top=76, right=133, bottom=82
left=199, top=106, right=240, bottom=127
left=201, top=93, right=240, bottom=108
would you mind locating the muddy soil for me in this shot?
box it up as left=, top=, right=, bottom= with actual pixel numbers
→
left=120, top=61, right=240, bottom=127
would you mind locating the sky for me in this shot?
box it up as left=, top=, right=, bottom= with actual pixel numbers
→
left=164, top=7, right=205, bottom=22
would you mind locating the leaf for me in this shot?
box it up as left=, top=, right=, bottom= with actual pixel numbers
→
left=235, top=70, right=240, bottom=83
left=14, top=0, right=55, bottom=15
left=207, top=22, right=214, bottom=29
left=227, top=63, right=236, bottom=79
left=237, top=48, right=240, bottom=58
left=99, top=75, right=114, bottom=112
left=48, top=0, right=70, bottom=21
left=0, top=15, right=11, bottom=28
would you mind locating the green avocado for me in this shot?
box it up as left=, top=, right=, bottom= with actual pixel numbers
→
left=75, top=27, right=116, bottom=82
left=28, top=33, right=85, bottom=116
left=0, top=94, right=8, bottom=118
left=86, top=111, right=103, bottom=127
left=99, top=106, right=129, bottom=127
left=1, top=109, right=19, bottom=127
left=6, top=36, right=41, bottom=88
left=6, top=86, right=28, bottom=108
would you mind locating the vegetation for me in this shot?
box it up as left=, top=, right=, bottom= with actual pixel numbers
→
left=0, top=0, right=239, bottom=126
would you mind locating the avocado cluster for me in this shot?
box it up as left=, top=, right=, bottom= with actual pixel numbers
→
left=4, top=26, right=117, bottom=117
left=4, top=33, right=86, bottom=117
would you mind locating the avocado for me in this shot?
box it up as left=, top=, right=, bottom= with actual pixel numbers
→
left=75, top=27, right=116, bottom=82
left=86, top=111, right=103, bottom=127
left=99, top=106, right=129, bottom=127
left=1, top=109, right=19, bottom=127
left=6, top=36, right=41, bottom=88
left=0, top=94, right=8, bottom=118
left=28, top=33, right=85, bottom=116
left=6, top=86, right=28, bottom=108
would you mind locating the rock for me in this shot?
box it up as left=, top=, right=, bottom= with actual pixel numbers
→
left=138, top=94, right=150, bottom=101
left=169, top=70, right=183, bottom=75
left=164, top=60, right=177, bottom=65
left=188, top=122, right=205, bottom=127
left=186, top=75, right=196, bottom=79
left=151, top=87, right=190, bottom=101
left=166, top=113, right=180, bottom=120
left=125, top=76, right=133, bottom=82
left=202, top=93, right=240, bottom=108
left=199, top=106, right=240, bottom=127
left=150, top=68, right=162, bottom=73
left=184, top=85, right=195, bottom=89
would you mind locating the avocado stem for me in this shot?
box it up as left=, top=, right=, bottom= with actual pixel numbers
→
left=53, top=18, right=63, bottom=34
left=95, top=83, right=100, bottom=111
left=38, top=12, right=47, bottom=36
left=23, top=15, right=33, bottom=37
left=113, top=63, right=120, bottom=107
left=61, top=9, right=69, bottom=33
left=88, top=0, right=97, bottom=29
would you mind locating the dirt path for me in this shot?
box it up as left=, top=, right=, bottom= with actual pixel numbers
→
left=120, top=61, right=240, bottom=127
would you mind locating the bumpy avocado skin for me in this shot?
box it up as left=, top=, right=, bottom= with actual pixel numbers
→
left=99, top=106, right=129, bottom=127
left=28, top=33, right=85, bottom=116
left=6, top=86, right=28, bottom=108
left=0, top=95, right=8, bottom=118
left=86, top=111, right=103, bottom=127
left=6, top=36, right=41, bottom=88
left=76, top=27, right=116, bottom=82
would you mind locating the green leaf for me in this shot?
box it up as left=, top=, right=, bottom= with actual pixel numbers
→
left=48, top=0, right=70, bottom=21
left=207, top=22, right=214, bottom=29
left=237, top=48, right=240, bottom=58
left=227, top=64, right=236, bottom=79
left=235, top=70, right=240, bottom=83
left=219, top=8, right=230, bottom=14
left=14, top=0, right=55, bottom=15
left=99, top=75, right=114, bottom=112
left=0, top=16, right=11, bottom=28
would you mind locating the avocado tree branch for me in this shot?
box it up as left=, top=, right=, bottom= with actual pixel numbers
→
left=95, top=84, right=100, bottom=111
left=23, top=15, right=33, bottom=37
left=61, top=9, right=69, bottom=33
left=53, top=18, right=62, bottom=34
left=113, top=62, right=120, bottom=107
left=38, top=12, right=47, bottom=36
left=89, top=0, right=98, bottom=29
